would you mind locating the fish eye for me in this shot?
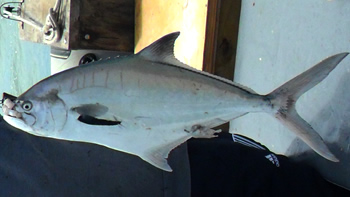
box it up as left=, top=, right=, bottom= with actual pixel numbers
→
left=22, top=101, right=33, bottom=111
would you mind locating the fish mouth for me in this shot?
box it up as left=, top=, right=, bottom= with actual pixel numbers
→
left=2, top=93, right=35, bottom=132
left=2, top=93, right=22, bottom=118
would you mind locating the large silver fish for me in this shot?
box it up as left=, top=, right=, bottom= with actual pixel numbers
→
left=2, top=32, right=348, bottom=171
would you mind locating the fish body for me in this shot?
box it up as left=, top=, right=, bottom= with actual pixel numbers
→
left=2, top=32, right=348, bottom=171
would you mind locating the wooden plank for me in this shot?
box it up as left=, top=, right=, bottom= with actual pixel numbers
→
left=203, top=0, right=242, bottom=131
left=214, top=0, right=241, bottom=80
left=202, top=0, right=220, bottom=74
left=18, top=0, right=134, bottom=51
left=70, top=0, right=134, bottom=51
left=203, top=0, right=241, bottom=80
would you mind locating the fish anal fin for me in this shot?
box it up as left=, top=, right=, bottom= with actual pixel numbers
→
left=140, top=135, right=191, bottom=172
left=141, top=150, right=173, bottom=172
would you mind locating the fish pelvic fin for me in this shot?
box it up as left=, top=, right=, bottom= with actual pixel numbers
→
left=267, top=53, right=349, bottom=162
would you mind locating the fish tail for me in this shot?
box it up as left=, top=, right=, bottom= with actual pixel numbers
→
left=266, top=53, right=348, bottom=162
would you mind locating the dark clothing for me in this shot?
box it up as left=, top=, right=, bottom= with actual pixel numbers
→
left=0, top=116, right=348, bottom=196
left=189, top=133, right=349, bottom=197
left=0, top=118, right=190, bottom=197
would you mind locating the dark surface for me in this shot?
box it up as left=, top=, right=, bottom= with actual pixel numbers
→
left=1, top=114, right=349, bottom=196
left=189, top=133, right=350, bottom=197
left=0, top=116, right=190, bottom=197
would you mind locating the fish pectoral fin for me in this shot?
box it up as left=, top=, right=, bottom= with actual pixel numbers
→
left=78, top=114, right=121, bottom=126
left=72, top=104, right=122, bottom=126
left=140, top=135, right=192, bottom=172
left=72, top=103, right=109, bottom=117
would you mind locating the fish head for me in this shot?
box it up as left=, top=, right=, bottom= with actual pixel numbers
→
left=2, top=91, right=67, bottom=137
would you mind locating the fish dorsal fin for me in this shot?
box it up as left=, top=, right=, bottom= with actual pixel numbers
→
left=137, top=32, right=190, bottom=68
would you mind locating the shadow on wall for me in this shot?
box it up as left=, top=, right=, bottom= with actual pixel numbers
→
left=287, top=71, right=350, bottom=189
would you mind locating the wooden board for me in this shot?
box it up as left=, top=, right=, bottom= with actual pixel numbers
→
left=203, top=0, right=241, bottom=80
left=70, top=0, right=134, bottom=51
left=203, top=0, right=242, bottom=131
left=18, top=0, right=134, bottom=51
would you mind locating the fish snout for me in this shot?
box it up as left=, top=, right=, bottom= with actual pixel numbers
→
left=2, top=98, right=22, bottom=118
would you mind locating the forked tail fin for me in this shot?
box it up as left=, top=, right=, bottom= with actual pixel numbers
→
left=267, top=53, right=349, bottom=162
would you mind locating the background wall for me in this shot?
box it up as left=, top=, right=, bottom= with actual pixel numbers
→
left=231, top=0, right=350, bottom=188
